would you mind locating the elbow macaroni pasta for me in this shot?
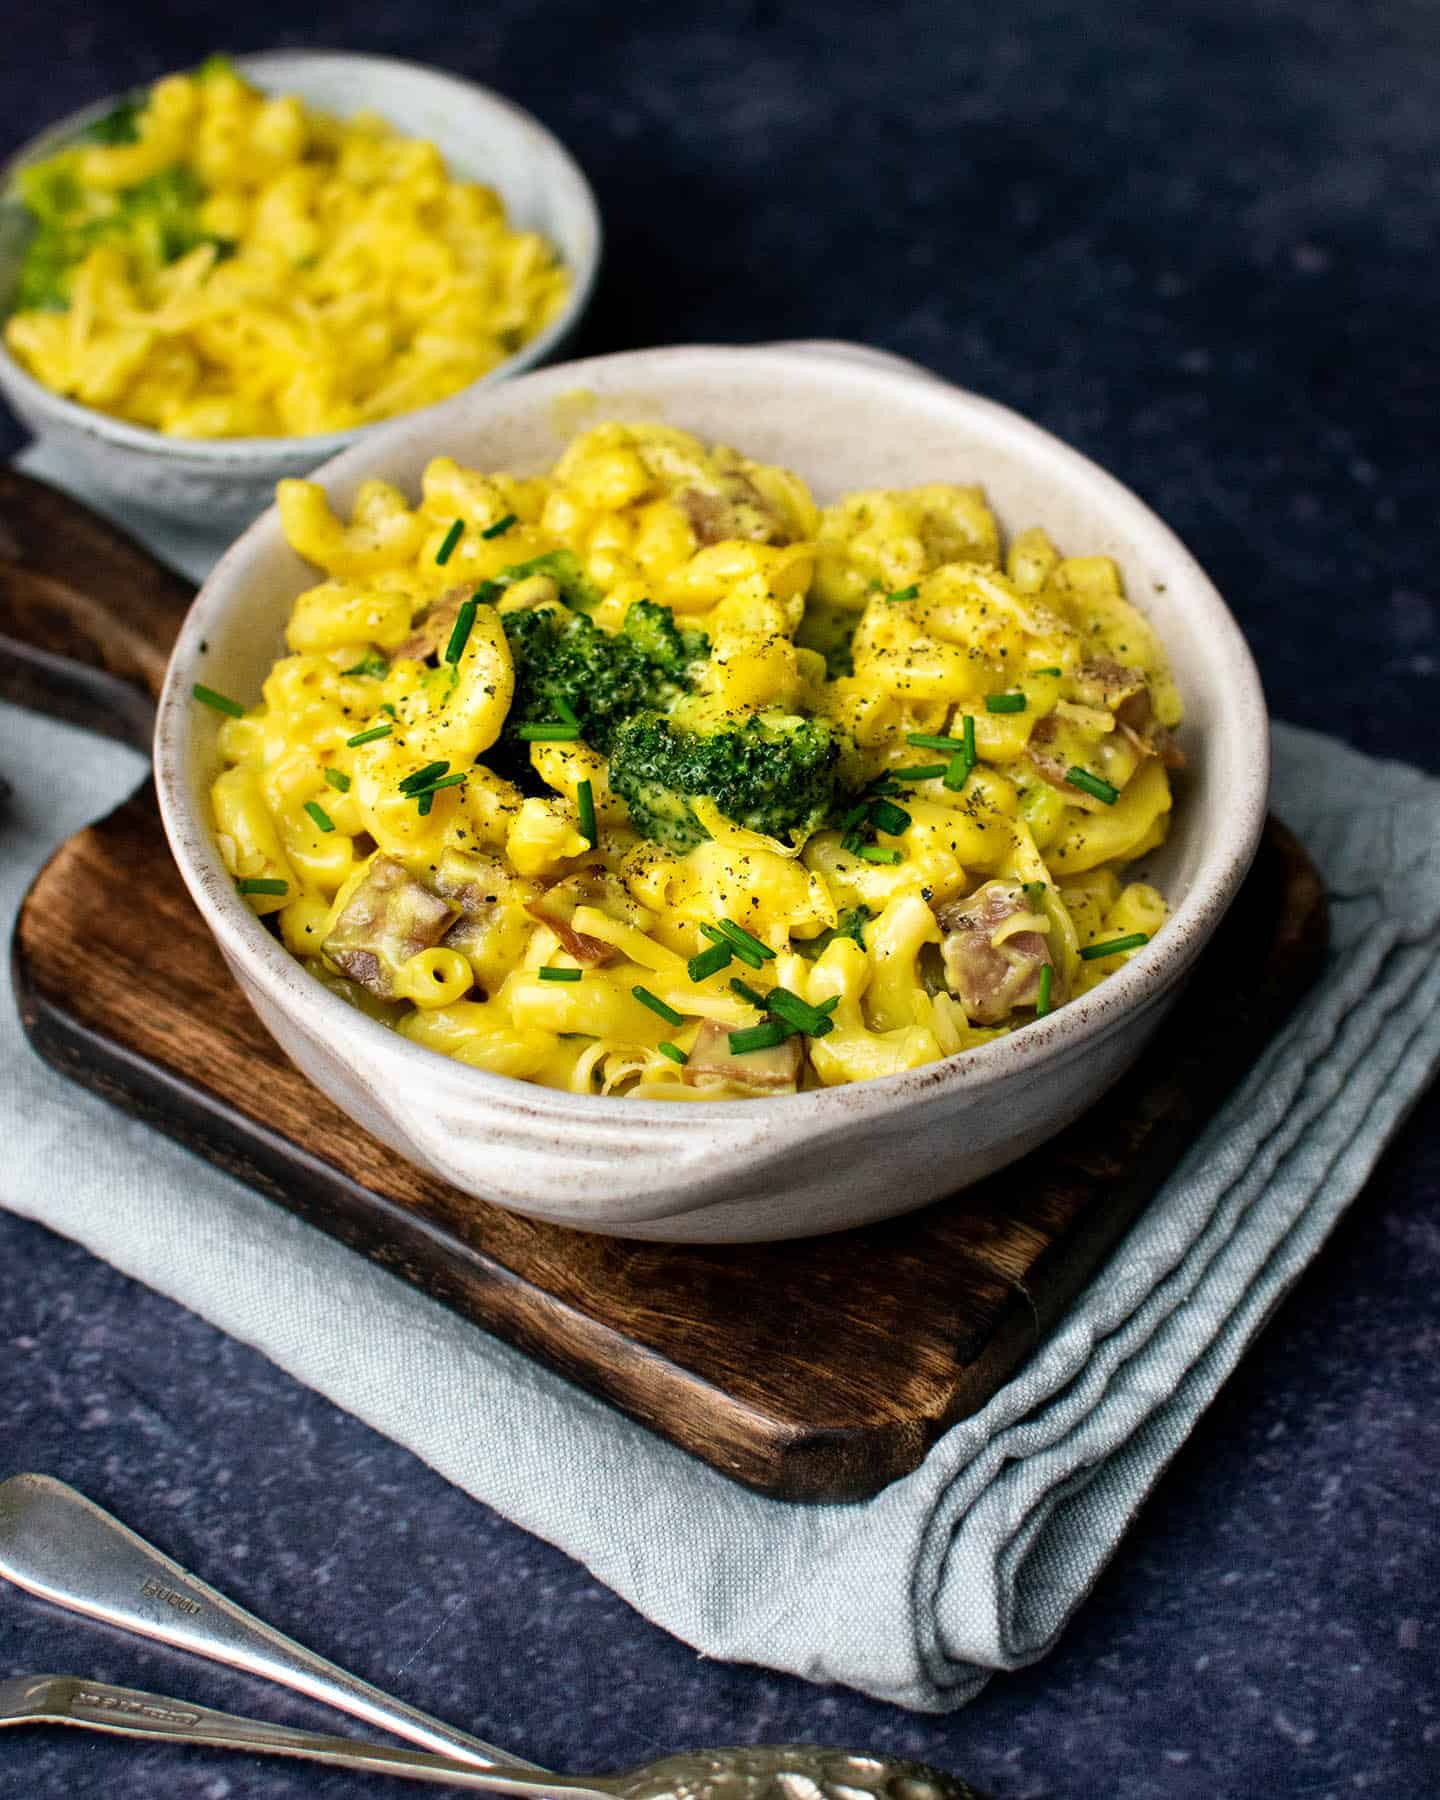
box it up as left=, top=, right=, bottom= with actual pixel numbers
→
left=206, top=422, right=1186, bottom=1100
left=5, top=61, right=569, bottom=437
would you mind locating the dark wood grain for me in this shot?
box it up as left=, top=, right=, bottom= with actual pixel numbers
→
left=0, top=468, right=1329, bottom=1500
left=13, top=794, right=1326, bottom=1500
left=0, top=469, right=193, bottom=747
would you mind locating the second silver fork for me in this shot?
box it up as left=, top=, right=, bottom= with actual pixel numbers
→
left=0, top=1472, right=537, bottom=1769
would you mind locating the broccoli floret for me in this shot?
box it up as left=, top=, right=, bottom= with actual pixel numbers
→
left=79, top=98, right=143, bottom=145
left=608, top=709, right=849, bottom=851
left=799, top=904, right=873, bottom=957
left=500, top=601, right=708, bottom=760
left=617, top=597, right=710, bottom=679
left=13, top=157, right=223, bottom=313
left=194, top=53, right=240, bottom=83
left=500, top=549, right=603, bottom=613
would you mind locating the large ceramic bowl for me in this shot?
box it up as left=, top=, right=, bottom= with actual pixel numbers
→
left=155, top=341, right=1269, bottom=1243
left=0, top=51, right=600, bottom=529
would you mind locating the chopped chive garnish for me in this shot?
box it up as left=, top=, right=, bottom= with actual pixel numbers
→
left=193, top=683, right=244, bottom=718
left=906, top=732, right=965, bottom=753
left=869, top=797, right=912, bottom=836
left=729, top=977, right=768, bottom=1009
left=1022, top=880, right=1047, bottom=907
left=380, top=702, right=398, bottom=719
left=633, top=986, right=683, bottom=1027
left=538, top=966, right=583, bottom=982
left=444, top=597, right=479, bottom=665
left=323, top=766, right=351, bottom=793
left=1079, top=932, right=1150, bottom=961
left=1035, top=963, right=1054, bottom=1016
left=516, top=723, right=581, bottom=742
left=687, top=942, right=733, bottom=983
left=553, top=695, right=581, bottom=729
left=346, top=723, right=392, bottom=746
left=728, top=1021, right=795, bottom=1055
left=236, top=876, right=288, bottom=896
left=891, top=763, right=948, bottom=781
left=657, top=1041, right=687, bottom=1066
left=985, top=692, right=1027, bottom=714
left=408, top=770, right=467, bottom=809
left=576, top=777, right=597, bottom=848
left=341, top=650, right=390, bottom=678
left=482, top=512, right=518, bottom=539
left=858, top=845, right=903, bottom=864
left=304, top=800, right=335, bottom=834
left=885, top=583, right=919, bottom=604
left=839, top=802, right=870, bottom=834
left=1033, top=666, right=1062, bottom=677
left=817, top=995, right=840, bottom=1015
left=702, top=922, right=764, bottom=969
left=435, top=519, right=465, bottom=565
left=399, top=760, right=450, bottom=794
left=1065, top=766, right=1121, bottom=805
left=716, top=918, right=776, bottom=961
left=942, top=716, right=977, bottom=793
left=939, top=714, right=978, bottom=792
left=764, top=986, right=834, bottom=1038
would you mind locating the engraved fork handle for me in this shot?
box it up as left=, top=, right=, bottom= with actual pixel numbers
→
left=2, top=1674, right=609, bottom=1795
left=0, top=1474, right=530, bottom=1770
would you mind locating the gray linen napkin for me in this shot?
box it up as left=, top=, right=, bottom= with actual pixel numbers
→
left=4, top=701, right=1436, bottom=1711
left=3, top=448, right=1439, bottom=1707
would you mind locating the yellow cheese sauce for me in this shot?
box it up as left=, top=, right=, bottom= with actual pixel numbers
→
left=4, top=59, right=570, bottom=437
left=204, top=422, right=1184, bottom=1099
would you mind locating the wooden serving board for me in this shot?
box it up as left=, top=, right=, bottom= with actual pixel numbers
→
left=0, top=471, right=1329, bottom=1502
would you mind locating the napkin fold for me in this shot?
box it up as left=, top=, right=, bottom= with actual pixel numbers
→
left=3, top=494, right=1438, bottom=1710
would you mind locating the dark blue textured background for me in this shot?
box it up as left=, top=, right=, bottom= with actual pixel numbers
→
left=2, top=2, right=1437, bottom=1795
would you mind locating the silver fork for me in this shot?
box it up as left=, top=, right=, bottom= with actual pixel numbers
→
left=0, top=1674, right=607, bottom=1793
left=0, top=1473, right=530, bottom=1768
left=0, top=1673, right=983, bottom=1798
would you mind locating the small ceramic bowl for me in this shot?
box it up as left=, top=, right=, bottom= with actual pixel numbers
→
left=0, top=51, right=600, bottom=529
left=155, top=341, right=1269, bottom=1243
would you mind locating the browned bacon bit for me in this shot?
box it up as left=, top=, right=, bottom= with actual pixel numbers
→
left=428, top=850, right=521, bottom=960
left=682, top=1018, right=803, bottom=1092
left=935, top=878, right=1058, bottom=1025
left=1122, top=721, right=1187, bottom=769
left=678, top=470, right=791, bottom=547
left=395, top=585, right=473, bottom=662
left=523, top=867, right=646, bottom=966
left=1070, top=658, right=1149, bottom=720
left=430, top=848, right=521, bottom=914
left=1072, top=658, right=1187, bottom=769
left=322, top=856, right=458, bottom=997
left=1023, top=713, right=1073, bottom=791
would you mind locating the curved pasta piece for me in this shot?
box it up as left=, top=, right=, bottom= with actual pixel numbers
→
left=1046, top=757, right=1173, bottom=876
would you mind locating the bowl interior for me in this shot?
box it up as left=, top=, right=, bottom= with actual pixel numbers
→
left=0, top=50, right=600, bottom=446
left=160, top=344, right=1268, bottom=1117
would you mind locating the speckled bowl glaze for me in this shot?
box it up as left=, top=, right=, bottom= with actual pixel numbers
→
left=154, top=341, right=1269, bottom=1242
left=0, top=51, right=600, bottom=530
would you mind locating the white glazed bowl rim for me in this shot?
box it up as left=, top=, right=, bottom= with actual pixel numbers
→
left=0, top=49, right=601, bottom=465
left=155, top=341, right=1270, bottom=1136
